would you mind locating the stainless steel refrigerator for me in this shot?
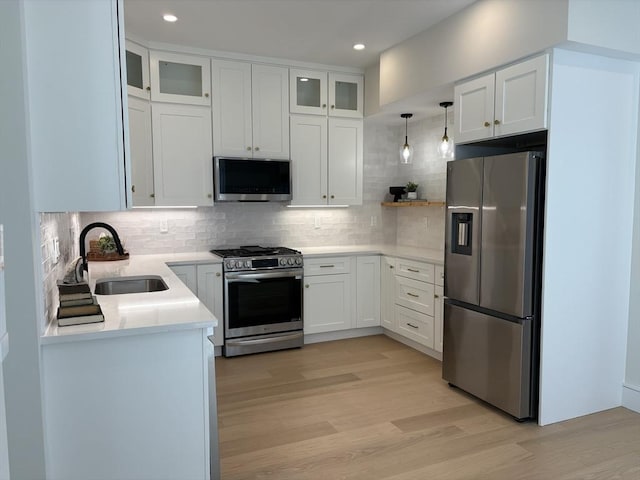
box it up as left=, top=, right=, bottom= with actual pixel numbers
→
left=442, top=151, right=544, bottom=420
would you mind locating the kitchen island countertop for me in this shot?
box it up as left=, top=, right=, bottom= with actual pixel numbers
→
left=41, top=252, right=222, bottom=345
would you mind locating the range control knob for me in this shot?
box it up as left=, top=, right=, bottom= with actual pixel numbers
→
left=295, top=257, right=302, bottom=265
left=226, top=260, right=235, bottom=269
left=280, top=258, right=287, bottom=266
left=288, top=258, right=295, bottom=265
left=245, top=260, right=252, bottom=268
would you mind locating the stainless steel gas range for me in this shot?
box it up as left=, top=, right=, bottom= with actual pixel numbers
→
left=210, top=246, right=304, bottom=357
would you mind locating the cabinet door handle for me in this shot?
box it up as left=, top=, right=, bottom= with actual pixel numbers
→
left=331, top=105, right=335, bottom=109
left=390, top=265, right=394, bottom=269
left=330, top=195, right=335, bottom=199
left=407, top=268, right=420, bottom=273
left=494, top=119, right=501, bottom=125
left=407, top=323, right=419, bottom=329
left=322, top=104, right=327, bottom=108
left=305, top=284, right=309, bottom=288
left=246, top=146, right=252, bottom=151
left=434, top=294, right=439, bottom=299
left=146, top=86, right=151, bottom=91
left=319, top=265, right=335, bottom=268
left=204, top=93, right=209, bottom=98
left=254, top=147, right=260, bottom=151
left=484, top=121, right=490, bottom=127
left=131, top=185, right=136, bottom=193
left=216, top=272, right=221, bottom=277
left=407, top=292, right=419, bottom=298
left=207, top=194, right=213, bottom=198
left=322, top=195, right=327, bottom=199
left=150, top=193, right=155, bottom=198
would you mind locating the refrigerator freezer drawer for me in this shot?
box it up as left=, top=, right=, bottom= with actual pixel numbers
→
left=395, top=276, right=434, bottom=316
left=395, top=304, right=434, bottom=349
left=442, top=302, right=533, bottom=419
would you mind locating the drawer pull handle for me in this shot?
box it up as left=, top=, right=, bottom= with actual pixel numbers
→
left=407, top=323, right=419, bottom=329
left=407, top=292, right=419, bottom=298
left=434, top=294, right=439, bottom=298
left=320, top=265, right=335, bottom=268
left=407, top=268, right=420, bottom=273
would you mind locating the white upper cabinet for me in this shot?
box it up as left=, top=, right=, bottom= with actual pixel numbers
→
left=290, top=115, right=328, bottom=205
left=251, top=64, right=289, bottom=158
left=151, top=103, right=213, bottom=206
left=290, top=69, right=328, bottom=115
left=125, top=40, right=150, bottom=99
left=290, top=69, right=363, bottom=117
left=211, top=60, right=289, bottom=159
left=327, top=118, right=363, bottom=205
left=455, top=54, right=548, bottom=144
left=127, top=96, right=154, bottom=206
left=328, top=73, right=364, bottom=118
left=150, top=51, right=211, bottom=106
left=25, top=0, right=129, bottom=212
left=290, top=116, right=362, bottom=206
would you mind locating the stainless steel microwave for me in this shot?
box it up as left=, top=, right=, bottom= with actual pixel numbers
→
left=213, top=156, right=292, bottom=202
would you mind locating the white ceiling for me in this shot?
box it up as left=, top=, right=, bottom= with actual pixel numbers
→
left=123, top=0, right=475, bottom=70
left=124, top=0, right=476, bottom=122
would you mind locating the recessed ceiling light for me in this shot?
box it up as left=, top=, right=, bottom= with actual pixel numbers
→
left=353, top=43, right=365, bottom=51
left=300, top=78, right=309, bottom=82
left=163, top=14, right=178, bottom=22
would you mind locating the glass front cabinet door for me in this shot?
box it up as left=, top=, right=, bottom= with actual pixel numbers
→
left=149, top=51, right=211, bottom=106
left=329, top=73, right=363, bottom=118
left=290, top=69, right=362, bottom=118
left=125, top=40, right=150, bottom=99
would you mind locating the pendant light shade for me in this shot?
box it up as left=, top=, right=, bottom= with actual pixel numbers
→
left=438, top=102, right=454, bottom=159
left=399, top=113, right=413, bottom=164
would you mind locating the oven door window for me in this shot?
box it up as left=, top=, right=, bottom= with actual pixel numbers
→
left=227, top=275, right=302, bottom=329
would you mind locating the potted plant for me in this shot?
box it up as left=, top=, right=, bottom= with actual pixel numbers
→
left=406, top=181, right=419, bottom=200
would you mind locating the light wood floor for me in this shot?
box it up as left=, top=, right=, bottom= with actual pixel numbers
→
left=215, top=335, right=640, bottom=479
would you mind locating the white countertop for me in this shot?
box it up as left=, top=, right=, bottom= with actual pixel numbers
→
left=41, top=252, right=222, bottom=345
left=296, top=244, right=444, bottom=265
left=41, top=245, right=441, bottom=345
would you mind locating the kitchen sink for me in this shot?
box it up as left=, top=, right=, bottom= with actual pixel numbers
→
left=94, top=275, right=168, bottom=295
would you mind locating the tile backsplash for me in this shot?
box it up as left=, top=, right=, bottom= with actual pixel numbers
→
left=79, top=115, right=450, bottom=254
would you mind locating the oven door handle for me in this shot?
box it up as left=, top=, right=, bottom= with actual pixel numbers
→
left=225, top=270, right=303, bottom=281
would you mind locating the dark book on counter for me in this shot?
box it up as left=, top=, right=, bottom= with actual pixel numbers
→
left=57, top=282, right=90, bottom=295
left=59, top=295, right=98, bottom=308
left=56, top=304, right=104, bottom=327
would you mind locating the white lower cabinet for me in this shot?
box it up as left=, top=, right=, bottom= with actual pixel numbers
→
left=304, top=255, right=380, bottom=334
left=381, top=256, right=396, bottom=331
left=41, top=328, right=214, bottom=480
left=304, top=273, right=353, bottom=334
left=396, top=304, right=434, bottom=349
left=356, top=256, right=380, bottom=328
left=196, top=264, right=224, bottom=347
left=170, top=263, right=224, bottom=347
left=151, top=103, right=213, bottom=206
left=384, top=256, right=444, bottom=354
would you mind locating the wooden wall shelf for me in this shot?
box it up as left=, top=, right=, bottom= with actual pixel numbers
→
left=381, top=201, right=445, bottom=207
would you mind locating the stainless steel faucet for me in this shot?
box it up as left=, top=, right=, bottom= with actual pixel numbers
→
left=79, top=222, right=125, bottom=273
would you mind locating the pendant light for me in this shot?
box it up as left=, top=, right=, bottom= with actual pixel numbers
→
left=438, top=101, right=454, bottom=159
left=399, top=113, right=413, bottom=164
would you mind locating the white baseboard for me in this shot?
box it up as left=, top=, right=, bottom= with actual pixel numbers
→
left=622, top=383, right=640, bottom=413
left=383, top=329, right=442, bottom=361
left=304, top=327, right=383, bottom=344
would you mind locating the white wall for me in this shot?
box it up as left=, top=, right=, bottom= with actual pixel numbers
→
left=539, top=49, right=638, bottom=425
left=0, top=0, right=47, bottom=477
left=568, top=0, right=640, bottom=56
left=379, top=0, right=569, bottom=106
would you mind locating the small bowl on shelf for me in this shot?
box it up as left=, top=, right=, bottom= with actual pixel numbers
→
left=389, top=186, right=406, bottom=202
